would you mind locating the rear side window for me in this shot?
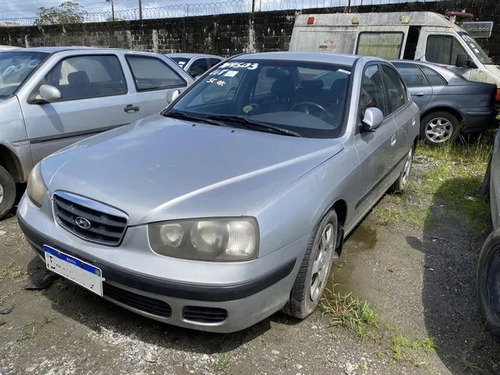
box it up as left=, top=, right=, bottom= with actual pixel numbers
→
left=420, top=66, right=447, bottom=86
left=357, top=32, right=404, bottom=59
left=393, top=63, right=428, bottom=87
left=381, top=65, right=407, bottom=113
left=45, top=55, right=127, bottom=101
left=189, top=58, right=208, bottom=77
left=126, top=55, right=186, bottom=91
left=426, top=35, right=467, bottom=66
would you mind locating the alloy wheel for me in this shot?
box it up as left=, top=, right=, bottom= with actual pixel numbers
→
left=310, top=223, right=335, bottom=302
left=425, top=117, right=453, bottom=143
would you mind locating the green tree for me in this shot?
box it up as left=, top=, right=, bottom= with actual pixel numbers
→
left=34, top=1, right=87, bottom=25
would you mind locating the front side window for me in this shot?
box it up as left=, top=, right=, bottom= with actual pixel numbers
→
left=426, top=35, right=468, bottom=66
left=360, top=64, right=386, bottom=116
left=45, top=55, right=127, bottom=101
left=166, top=59, right=352, bottom=139
left=188, top=58, right=208, bottom=77
left=393, top=63, right=428, bottom=87
left=126, top=55, right=186, bottom=91
left=357, top=32, right=404, bottom=59
left=381, top=65, right=407, bottom=113
left=0, top=51, right=47, bottom=98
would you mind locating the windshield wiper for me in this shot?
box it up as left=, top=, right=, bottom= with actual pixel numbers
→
left=206, top=115, right=301, bottom=137
left=164, top=111, right=229, bottom=127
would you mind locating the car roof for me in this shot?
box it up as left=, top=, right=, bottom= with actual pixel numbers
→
left=7, top=46, right=161, bottom=55
left=233, top=51, right=367, bottom=66
left=390, top=59, right=461, bottom=81
left=165, top=53, right=223, bottom=59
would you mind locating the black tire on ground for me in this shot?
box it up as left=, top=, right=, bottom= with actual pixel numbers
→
left=420, top=111, right=461, bottom=146
left=0, top=165, right=16, bottom=220
left=283, top=210, right=338, bottom=319
left=391, top=145, right=414, bottom=193
left=477, top=231, right=500, bottom=340
left=480, top=154, right=492, bottom=198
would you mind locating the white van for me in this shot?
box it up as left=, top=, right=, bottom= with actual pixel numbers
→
left=289, top=12, right=500, bottom=101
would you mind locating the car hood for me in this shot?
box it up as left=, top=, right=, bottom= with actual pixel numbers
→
left=42, top=115, right=343, bottom=225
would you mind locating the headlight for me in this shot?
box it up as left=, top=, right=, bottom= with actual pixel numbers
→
left=148, top=217, right=259, bottom=261
left=27, top=162, right=48, bottom=207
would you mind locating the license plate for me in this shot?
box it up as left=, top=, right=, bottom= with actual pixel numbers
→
left=43, top=245, right=104, bottom=296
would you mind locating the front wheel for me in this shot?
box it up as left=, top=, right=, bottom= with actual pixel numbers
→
left=420, top=111, right=461, bottom=145
left=0, top=166, right=16, bottom=220
left=391, top=145, right=414, bottom=193
left=284, top=210, right=338, bottom=319
left=477, top=231, right=500, bottom=339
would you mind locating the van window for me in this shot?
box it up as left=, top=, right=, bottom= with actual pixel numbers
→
left=356, top=32, right=404, bottom=59
left=426, top=35, right=468, bottom=66
left=459, top=32, right=492, bottom=64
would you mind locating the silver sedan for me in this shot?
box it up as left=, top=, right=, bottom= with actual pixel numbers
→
left=18, top=52, right=419, bottom=333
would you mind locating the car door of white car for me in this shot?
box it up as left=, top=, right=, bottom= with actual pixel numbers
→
left=353, top=63, right=399, bottom=218
left=20, top=53, right=142, bottom=166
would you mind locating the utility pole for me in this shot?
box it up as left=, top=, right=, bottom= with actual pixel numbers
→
left=251, top=0, right=255, bottom=13
left=139, top=0, right=143, bottom=20
left=105, top=0, right=115, bottom=22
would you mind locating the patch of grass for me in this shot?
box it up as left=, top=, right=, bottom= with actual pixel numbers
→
left=447, top=325, right=487, bottom=373
left=320, top=288, right=380, bottom=339
left=19, top=321, right=41, bottom=341
left=0, top=317, right=5, bottom=326
left=0, top=261, right=24, bottom=280
left=391, top=334, right=435, bottom=365
left=216, top=353, right=230, bottom=373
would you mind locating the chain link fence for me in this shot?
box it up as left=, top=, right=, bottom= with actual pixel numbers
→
left=0, top=0, right=439, bottom=26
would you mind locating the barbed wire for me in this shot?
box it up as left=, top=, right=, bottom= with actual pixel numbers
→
left=0, top=0, right=438, bottom=26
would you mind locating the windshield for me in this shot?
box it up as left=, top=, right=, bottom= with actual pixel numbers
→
left=0, top=51, right=48, bottom=98
left=458, top=32, right=492, bottom=64
left=167, top=59, right=351, bottom=138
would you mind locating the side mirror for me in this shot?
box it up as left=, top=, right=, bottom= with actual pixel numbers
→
left=455, top=53, right=476, bottom=68
left=166, top=89, right=181, bottom=104
left=361, top=107, right=384, bottom=132
left=36, top=84, right=62, bottom=103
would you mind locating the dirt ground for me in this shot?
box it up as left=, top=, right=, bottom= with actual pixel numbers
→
left=1, top=162, right=500, bottom=375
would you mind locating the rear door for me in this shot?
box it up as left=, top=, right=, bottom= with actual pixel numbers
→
left=20, top=52, right=136, bottom=165
left=393, top=62, right=432, bottom=110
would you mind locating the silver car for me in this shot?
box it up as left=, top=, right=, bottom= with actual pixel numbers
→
left=18, top=52, right=419, bottom=333
left=165, top=53, right=224, bottom=78
left=0, top=47, right=193, bottom=218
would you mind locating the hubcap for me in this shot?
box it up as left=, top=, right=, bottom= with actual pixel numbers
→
left=400, top=148, right=413, bottom=187
left=310, top=223, right=335, bottom=302
left=0, top=184, right=3, bottom=205
left=425, top=117, right=453, bottom=143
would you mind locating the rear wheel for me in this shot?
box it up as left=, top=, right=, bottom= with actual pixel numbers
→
left=421, top=111, right=460, bottom=145
left=0, top=165, right=16, bottom=219
left=284, top=210, right=338, bottom=319
left=477, top=232, right=500, bottom=339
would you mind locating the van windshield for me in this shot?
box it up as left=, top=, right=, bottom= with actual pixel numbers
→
left=459, top=32, right=492, bottom=64
left=0, top=51, right=48, bottom=98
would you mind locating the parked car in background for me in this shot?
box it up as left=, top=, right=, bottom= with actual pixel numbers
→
left=18, top=52, right=419, bottom=333
left=0, top=45, right=22, bottom=51
left=165, top=53, right=224, bottom=78
left=392, top=60, right=497, bottom=145
left=478, top=130, right=500, bottom=339
left=0, top=47, right=193, bottom=219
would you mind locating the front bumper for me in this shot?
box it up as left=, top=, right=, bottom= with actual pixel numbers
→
left=17, top=195, right=302, bottom=333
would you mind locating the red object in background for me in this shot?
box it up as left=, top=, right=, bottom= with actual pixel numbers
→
left=307, top=16, right=315, bottom=25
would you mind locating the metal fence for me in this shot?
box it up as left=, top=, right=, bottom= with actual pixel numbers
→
left=0, top=0, right=439, bottom=26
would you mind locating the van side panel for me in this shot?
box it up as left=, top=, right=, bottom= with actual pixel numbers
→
left=290, top=28, right=356, bottom=54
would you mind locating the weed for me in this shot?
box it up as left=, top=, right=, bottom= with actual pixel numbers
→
left=0, top=261, right=24, bottom=280
left=447, top=325, right=487, bottom=373
left=279, top=355, right=290, bottom=368
left=216, top=353, right=230, bottom=373
left=391, top=334, right=435, bottom=364
left=320, top=288, right=380, bottom=339
left=0, top=317, right=5, bottom=326
left=19, top=321, right=41, bottom=341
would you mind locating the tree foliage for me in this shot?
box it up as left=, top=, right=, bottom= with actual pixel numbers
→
left=34, top=1, right=87, bottom=25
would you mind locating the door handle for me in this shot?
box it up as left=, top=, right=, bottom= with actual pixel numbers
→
left=124, top=104, right=140, bottom=113
left=414, top=92, right=425, bottom=97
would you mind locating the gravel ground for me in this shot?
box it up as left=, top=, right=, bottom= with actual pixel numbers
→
left=1, top=162, right=499, bottom=375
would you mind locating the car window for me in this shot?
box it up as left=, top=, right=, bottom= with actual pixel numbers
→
left=360, top=64, right=386, bottom=116
left=420, top=66, right=447, bottom=86
left=393, top=63, right=428, bottom=87
left=209, top=58, right=222, bottom=67
left=381, top=65, right=407, bottom=113
left=189, top=58, right=208, bottom=77
left=170, top=57, right=189, bottom=68
left=45, top=55, right=127, bottom=101
left=126, top=55, right=186, bottom=91
left=426, top=35, right=468, bottom=66
left=253, top=66, right=282, bottom=96
left=357, top=32, right=404, bottom=59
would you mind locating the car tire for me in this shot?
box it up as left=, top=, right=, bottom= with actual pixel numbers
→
left=284, top=210, right=338, bottom=319
left=480, top=154, right=492, bottom=197
left=420, top=111, right=461, bottom=146
left=477, top=231, right=500, bottom=340
left=0, top=166, right=16, bottom=220
left=391, top=145, right=414, bottom=193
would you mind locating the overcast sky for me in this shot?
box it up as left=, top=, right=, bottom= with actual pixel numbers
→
left=2, top=0, right=415, bottom=21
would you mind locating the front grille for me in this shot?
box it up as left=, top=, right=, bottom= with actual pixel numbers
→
left=53, top=192, right=127, bottom=246
left=103, top=283, right=172, bottom=318
left=182, top=306, right=228, bottom=323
